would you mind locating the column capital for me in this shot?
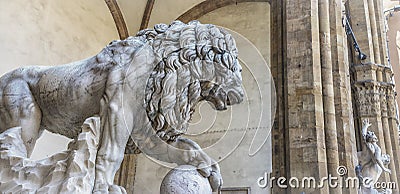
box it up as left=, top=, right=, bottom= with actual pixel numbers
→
left=354, top=84, right=381, bottom=117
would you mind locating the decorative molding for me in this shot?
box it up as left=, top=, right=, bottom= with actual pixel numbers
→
left=105, top=0, right=129, bottom=39
left=387, top=87, right=397, bottom=118
left=380, top=88, right=389, bottom=117
left=140, top=0, right=156, bottom=30
left=354, top=84, right=381, bottom=116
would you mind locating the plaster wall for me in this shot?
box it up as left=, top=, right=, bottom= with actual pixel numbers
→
left=147, top=0, right=204, bottom=29
left=118, top=0, right=147, bottom=33
left=118, top=0, right=204, bottom=34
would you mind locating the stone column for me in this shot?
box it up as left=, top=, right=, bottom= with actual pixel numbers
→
left=386, top=84, right=400, bottom=186
left=285, top=0, right=328, bottom=193
left=384, top=66, right=400, bottom=186
left=379, top=84, right=399, bottom=192
left=347, top=0, right=375, bottom=63
left=366, top=0, right=382, bottom=64
left=270, top=0, right=288, bottom=193
left=373, top=0, right=389, bottom=66
left=318, top=1, right=341, bottom=193
left=330, top=0, right=358, bottom=193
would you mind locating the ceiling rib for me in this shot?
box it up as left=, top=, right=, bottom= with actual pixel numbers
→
left=140, top=0, right=156, bottom=30
left=177, top=0, right=270, bottom=22
left=105, top=0, right=129, bottom=39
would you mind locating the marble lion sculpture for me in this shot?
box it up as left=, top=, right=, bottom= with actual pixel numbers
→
left=0, top=20, right=244, bottom=193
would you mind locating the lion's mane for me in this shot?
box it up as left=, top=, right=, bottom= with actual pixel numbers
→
left=138, top=21, right=239, bottom=141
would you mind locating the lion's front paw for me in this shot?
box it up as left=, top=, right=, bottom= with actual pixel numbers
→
left=189, top=162, right=223, bottom=192
left=169, top=137, right=223, bottom=192
left=93, top=183, right=127, bottom=194
left=198, top=162, right=223, bottom=192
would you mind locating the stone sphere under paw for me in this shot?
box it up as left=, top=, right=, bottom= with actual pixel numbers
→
left=160, top=165, right=212, bottom=194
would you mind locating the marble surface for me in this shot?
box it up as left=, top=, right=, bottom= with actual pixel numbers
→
left=0, top=117, right=124, bottom=193
left=160, top=165, right=212, bottom=194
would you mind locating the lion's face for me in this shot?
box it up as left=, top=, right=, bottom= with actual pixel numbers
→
left=200, top=56, right=244, bottom=111
left=143, top=20, right=244, bottom=140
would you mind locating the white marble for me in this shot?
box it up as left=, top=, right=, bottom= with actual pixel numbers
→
left=160, top=165, right=212, bottom=194
left=0, top=21, right=243, bottom=193
left=357, top=119, right=392, bottom=194
left=0, top=117, right=118, bottom=193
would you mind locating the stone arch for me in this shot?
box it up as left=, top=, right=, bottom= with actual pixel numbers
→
left=177, top=0, right=270, bottom=22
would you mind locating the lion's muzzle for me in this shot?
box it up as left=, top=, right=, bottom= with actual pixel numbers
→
left=226, top=90, right=244, bottom=106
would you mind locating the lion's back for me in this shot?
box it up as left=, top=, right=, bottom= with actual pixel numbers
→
left=0, top=36, right=149, bottom=138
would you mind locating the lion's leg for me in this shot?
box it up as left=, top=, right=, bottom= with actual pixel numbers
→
left=2, top=80, right=42, bottom=158
left=20, top=102, right=42, bottom=158
left=93, top=85, right=131, bottom=193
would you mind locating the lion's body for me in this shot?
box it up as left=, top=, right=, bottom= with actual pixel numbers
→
left=0, top=21, right=243, bottom=193
left=0, top=35, right=153, bottom=137
left=0, top=61, right=109, bottom=138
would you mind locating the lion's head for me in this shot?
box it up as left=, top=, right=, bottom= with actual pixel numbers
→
left=139, top=21, right=244, bottom=141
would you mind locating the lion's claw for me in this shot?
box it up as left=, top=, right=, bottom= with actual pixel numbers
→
left=197, top=166, right=222, bottom=192
left=198, top=163, right=212, bottom=177
left=209, top=171, right=223, bottom=192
